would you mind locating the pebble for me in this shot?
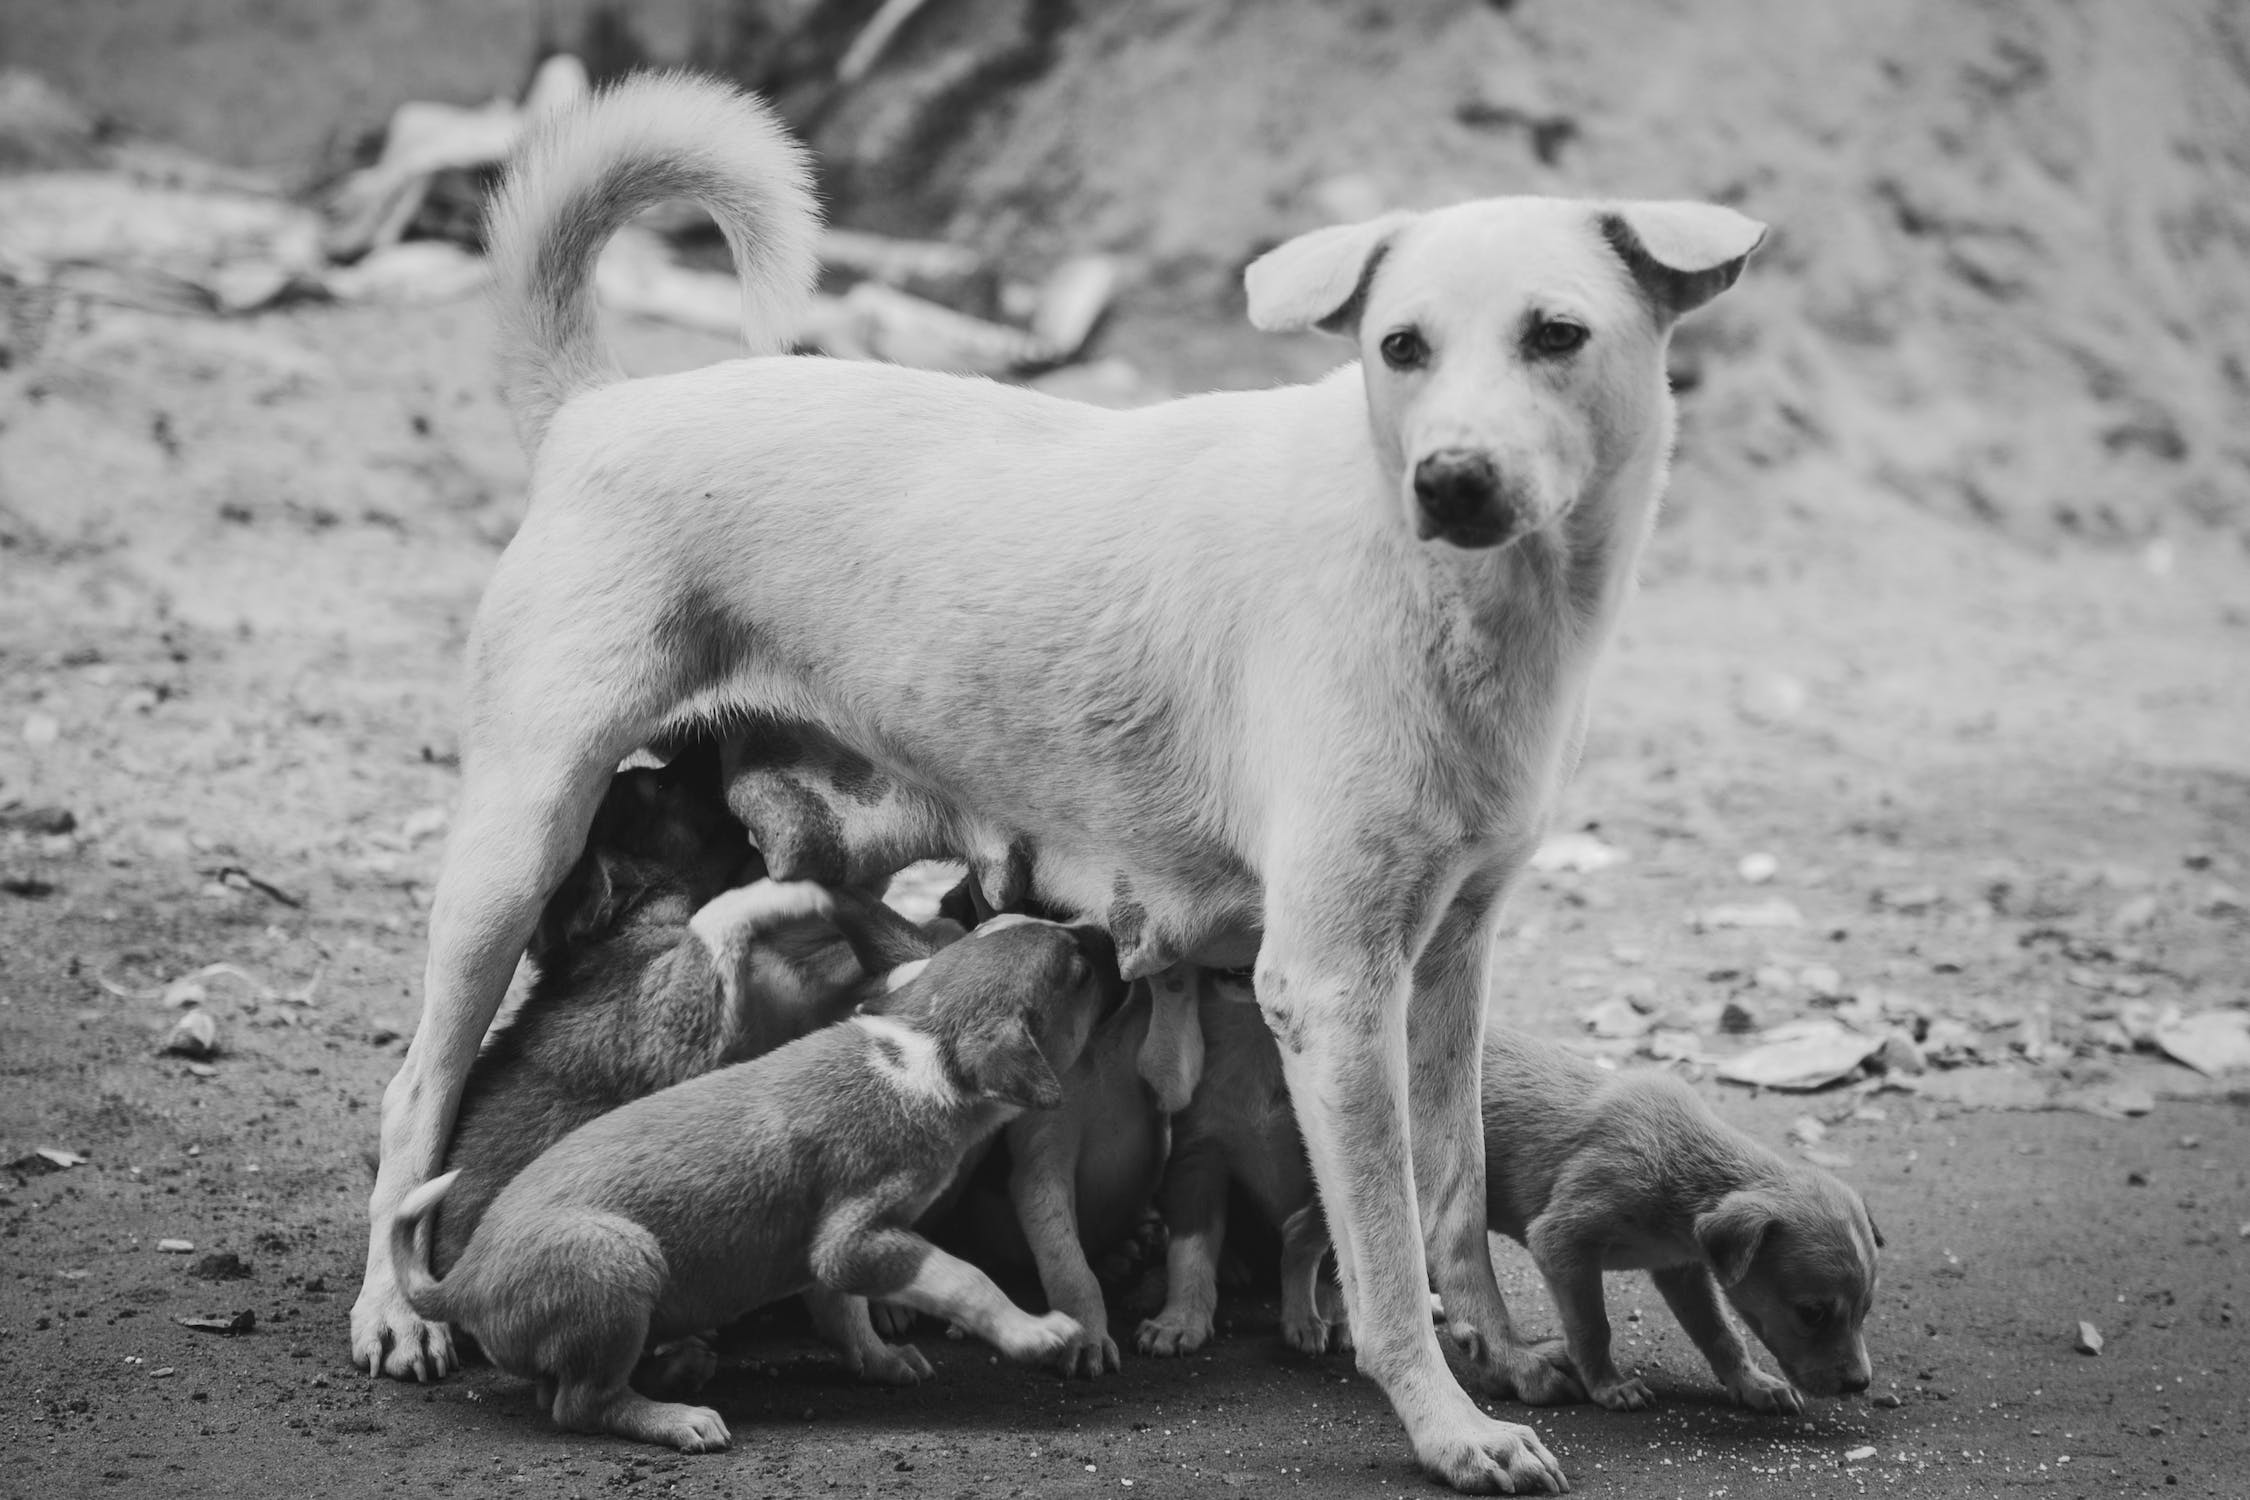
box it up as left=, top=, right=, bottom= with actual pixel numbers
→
left=21, top=712, right=61, bottom=748
left=1738, top=851, right=1779, bottom=884
left=164, top=1008, right=219, bottom=1059
left=157, top=1238, right=195, bottom=1253
left=1844, top=1446, right=1876, bottom=1462
left=2075, top=1321, right=2103, bottom=1356
left=1872, top=1392, right=1902, bottom=1409
left=1877, top=1030, right=1926, bottom=1075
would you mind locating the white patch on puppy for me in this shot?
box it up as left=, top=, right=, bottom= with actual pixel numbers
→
left=854, top=1014, right=955, bottom=1103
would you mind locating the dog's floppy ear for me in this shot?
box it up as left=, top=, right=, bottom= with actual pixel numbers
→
left=1599, top=202, right=1768, bottom=320
left=1695, top=1190, right=1777, bottom=1287
left=1244, top=211, right=1417, bottom=335
left=961, top=1014, right=1065, bottom=1111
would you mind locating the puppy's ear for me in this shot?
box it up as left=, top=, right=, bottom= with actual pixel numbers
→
left=1695, top=1190, right=1777, bottom=1287
left=1244, top=212, right=1417, bottom=335
left=962, top=1015, right=1064, bottom=1111
left=1599, top=202, right=1768, bottom=320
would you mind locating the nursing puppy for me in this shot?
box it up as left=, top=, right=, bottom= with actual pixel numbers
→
left=1137, top=970, right=1341, bottom=1360
left=360, top=70, right=1767, bottom=1495
left=390, top=919, right=1123, bottom=1452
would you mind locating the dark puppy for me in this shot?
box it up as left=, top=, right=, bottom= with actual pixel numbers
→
left=432, top=747, right=934, bottom=1277
left=390, top=920, right=1124, bottom=1451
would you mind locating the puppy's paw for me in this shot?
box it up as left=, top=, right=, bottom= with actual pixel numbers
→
left=1590, top=1375, right=1654, bottom=1412
left=1281, top=1307, right=1347, bottom=1356
left=1410, top=1408, right=1570, bottom=1496
left=1482, top=1339, right=1585, bottom=1407
left=607, top=1397, right=731, bottom=1453
left=868, top=1300, right=918, bottom=1339
left=854, top=1340, right=934, bottom=1387
left=1051, top=1324, right=1121, bottom=1380
left=1135, top=1308, right=1213, bottom=1358
left=350, top=1282, right=457, bottom=1383
left=1725, top=1366, right=1803, bottom=1416
left=999, top=1310, right=1083, bottom=1365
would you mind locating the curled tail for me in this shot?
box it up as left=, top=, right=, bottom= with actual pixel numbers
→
left=485, top=71, right=823, bottom=452
left=389, top=1169, right=465, bottom=1322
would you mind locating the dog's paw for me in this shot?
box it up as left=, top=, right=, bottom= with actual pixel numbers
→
left=649, top=1403, right=732, bottom=1454
left=1051, top=1324, right=1120, bottom=1380
left=1281, top=1307, right=1347, bottom=1356
left=868, top=1300, right=918, bottom=1339
left=999, top=1310, right=1083, bottom=1365
left=1410, top=1407, right=1570, bottom=1495
left=855, top=1341, right=934, bottom=1387
left=1590, top=1375, right=1653, bottom=1412
left=350, top=1281, right=457, bottom=1382
left=1135, top=1308, right=1213, bottom=1358
left=1725, top=1366, right=1803, bottom=1416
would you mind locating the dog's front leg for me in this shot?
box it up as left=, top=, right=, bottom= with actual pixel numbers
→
left=1649, top=1265, right=1801, bottom=1415
left=1408, top=890, right=1584, bottom=1406
left=1260, top=897, right=1569, bottom=1495
left=1524, top=1215, right=1646, bottom=1411
left=353, top=749, right=618, bottom=1379
left=1007, top=1112, right=1118, bottom=1377
left=1135, top=1127, right=1230, bottom=1356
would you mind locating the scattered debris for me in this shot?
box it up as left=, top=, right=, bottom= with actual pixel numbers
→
left=177, top=1309, right=256, bottom=1336
left=2074, top=1321, right=2103, bottom=1356
left=1844, top=1445, right=1877, bottom=1462
left=13, top=1146, right=87, bottom=1173
left=2152, top=1008, right=2250, bottom=1077
left=157, top=1238, right=195, bottom=1253
left=1716, top=1022, right=1882, bottom=1091
left=163, top=1008, right=219, bottom=1059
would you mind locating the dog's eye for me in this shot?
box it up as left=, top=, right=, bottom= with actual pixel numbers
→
left=1378, top=328, right=1430, bottom=371
left=1793, top=1302, right=1831, bottom=1331
left=1529, top=319, right=1589, bottom=357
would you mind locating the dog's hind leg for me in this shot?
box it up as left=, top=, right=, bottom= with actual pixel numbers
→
left=354, top=541, right=700, bottom=1380
left=1408, top=881, right=1585, bottom=1407
left=1258, top=874, right=1567, bottom=1495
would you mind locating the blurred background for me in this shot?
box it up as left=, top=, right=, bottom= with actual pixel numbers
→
left=1, top=4, right=2244, bottom=1497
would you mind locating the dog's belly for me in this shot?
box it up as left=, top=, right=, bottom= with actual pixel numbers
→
left=716, top=713, right=1264, bottom=979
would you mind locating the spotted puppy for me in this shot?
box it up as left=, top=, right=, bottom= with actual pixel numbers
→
left=389, top=919, right=1124, bottom=1451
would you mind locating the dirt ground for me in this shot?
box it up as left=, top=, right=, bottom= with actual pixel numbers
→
left=3, top=2, right=2249, bottom=1495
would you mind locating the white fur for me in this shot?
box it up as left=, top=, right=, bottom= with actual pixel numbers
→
left=357, top=72, right=1764, bottom=1497
left=854, top=1014, right=955, bottom=1104
left=880, top=957, right=931, bottom=992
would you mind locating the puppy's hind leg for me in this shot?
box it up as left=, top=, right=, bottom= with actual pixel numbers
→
left=536, top=1214, right=731, bottom=1452
left=354, top=541, right=704, bottom=1380
left=803, top=1286, right=932, bottom=1387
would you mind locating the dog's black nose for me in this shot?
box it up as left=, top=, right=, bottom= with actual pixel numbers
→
left=1412, top=449, right=1515, bottom=541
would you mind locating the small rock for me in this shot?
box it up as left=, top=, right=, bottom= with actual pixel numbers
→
left=2127, top=1169, right=2149, bottom=1186
left=1871, top=1391, right=1902, bottom=1409
left=32, top=1146, right=88, bottom=1170
left=164, top=1008, right=219, bottom=1059
left=1580, top=996, right=1653, bottom=1040
left=1736, top=671, right=1808, bottom=726
left=177, top=1309, right=256, bottom=1335
left=2152, top=1008, right=2250, bottom=1077
left=1719, top=1000, right=1761, bottom=1035
left=1875, top=885, right=1943, bottom=915
left=368, top=1026, right=401, bottom=1047
left=1788, top=1115, right=1827, bottom=1146
left=1798, top=964, right=1844, bottom=998
left=2074, top=1321, right=2103, bottom=1356
left=1738, top=852, right=1779, bottom=885
left=21, top=712, right=60, bottom=748
left=1753, top=964, right=1798, bottom=993
left=2112, top=894, right=2159, bottom=933
left=2178, top=1135, right=2201, bottom=1150
left=157, top=1238, right=195, bottom=1253
left=190, top=1252, right=251, bottom=1281
left=149, top=1367, right=175, bottom=1378
left=0, top=804, right=76, bottom=835
left=1843, top=1445, right=1876, bottom=1462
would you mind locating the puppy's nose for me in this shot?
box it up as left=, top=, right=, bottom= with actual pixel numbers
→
left=1412, top=449, right=1516, bottom=541
left=1839, top=1367, right=1871, bottom=1394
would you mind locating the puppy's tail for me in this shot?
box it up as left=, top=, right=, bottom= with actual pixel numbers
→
left=485, top=71, right=822, bottom=452
left=389, top=1170, right=465, bottom=1322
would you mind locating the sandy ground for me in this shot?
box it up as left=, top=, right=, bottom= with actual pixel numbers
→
left=0, top=275, right=2244, bottom=1499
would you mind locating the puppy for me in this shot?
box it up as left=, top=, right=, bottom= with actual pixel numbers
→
left=1285, top=1028, right=1881, bottom=1413
left=389, top=919, right=1124, bottom=1451
left=1467, top=1029, right=1881, bottom=1412
left=1137, top=970, right=1340, bottom=1360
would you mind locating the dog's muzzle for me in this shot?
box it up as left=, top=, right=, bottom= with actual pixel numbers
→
left=1412, top=448, right=1522, bottom=549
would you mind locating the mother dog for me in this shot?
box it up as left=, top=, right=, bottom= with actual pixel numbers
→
left=353, top=73, right=1763, bottom=1494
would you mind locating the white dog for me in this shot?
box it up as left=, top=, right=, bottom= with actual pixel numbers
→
left=353, top=72, right=1763, bottom=1495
